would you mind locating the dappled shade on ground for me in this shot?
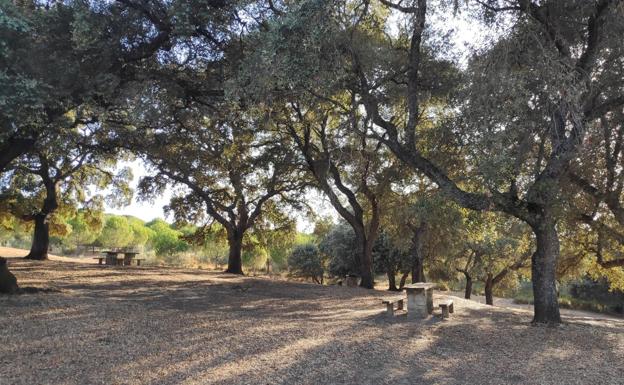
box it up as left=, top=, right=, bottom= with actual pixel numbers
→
left=1, top=258, right=623, bottom=385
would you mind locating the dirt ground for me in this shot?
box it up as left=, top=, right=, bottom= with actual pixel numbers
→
left=1, top=253, right=623, bottom=385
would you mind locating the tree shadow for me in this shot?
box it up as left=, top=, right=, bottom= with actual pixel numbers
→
left=2, top=261, right=623, bottom=385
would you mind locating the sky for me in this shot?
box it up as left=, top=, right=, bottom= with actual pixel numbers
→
left=105, top=160, right=173, bottom=223
left=104, top=7, right=490, bottom=233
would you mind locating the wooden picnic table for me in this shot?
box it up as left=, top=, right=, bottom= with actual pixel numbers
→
left=403, top=282, right=437, bottom=319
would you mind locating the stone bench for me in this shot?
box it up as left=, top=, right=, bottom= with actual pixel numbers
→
left=439, top=300, right=454, bottom=318
left=382, top=298, right=404, bottom=317
left=96, top=257, right=143, bottom=266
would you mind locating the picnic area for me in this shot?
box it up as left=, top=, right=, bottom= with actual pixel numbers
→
left=1, top=251, right=623, bottom=385
left=2, top=1, right=624, bottom=384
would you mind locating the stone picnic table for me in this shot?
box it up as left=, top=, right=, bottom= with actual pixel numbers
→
left=403, top=282, right=437, bottom=319
left=97, top=250, right=142, bottom=266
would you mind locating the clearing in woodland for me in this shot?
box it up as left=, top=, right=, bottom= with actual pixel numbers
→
left=1, top=256, right=622, bottom=385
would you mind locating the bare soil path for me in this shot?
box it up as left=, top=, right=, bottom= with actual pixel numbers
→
left=1, top=256, right=623, bottom=385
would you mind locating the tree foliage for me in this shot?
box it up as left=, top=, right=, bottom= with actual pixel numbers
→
left=288, top=243, right=324, bottom=284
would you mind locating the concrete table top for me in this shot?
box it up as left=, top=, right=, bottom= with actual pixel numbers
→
left=403, top=283, right=437, bottom=290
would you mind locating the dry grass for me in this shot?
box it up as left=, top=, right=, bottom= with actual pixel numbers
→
left=1, top=255, right=623, bottom=385
left=0, top=246, right=99, bottom=264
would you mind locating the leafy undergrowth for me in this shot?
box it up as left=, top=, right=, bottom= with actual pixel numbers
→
left=513, top=293, right=624, bottom=315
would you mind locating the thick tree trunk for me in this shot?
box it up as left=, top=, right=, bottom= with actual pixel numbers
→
left=484, top=274, right=494, bottom=305
left=25, top=169, right=58, bottom=261
left=225, top=232, right=244, bottom=275
left=0, top=257, right=19, bottom=294
left=24, top=214, right=50, bottom=260
left=530, top=220, right=562, bottom=324
left=410, top=223, right=426, bottom=283
left=359, top=240, right=375, bottom=289
left=353, top=229, right=375, bottom=289
left=464, top=273, right=472, bottom=299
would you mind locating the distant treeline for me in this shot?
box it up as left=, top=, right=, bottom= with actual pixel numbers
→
left=0, top=211, right=312, bottom=270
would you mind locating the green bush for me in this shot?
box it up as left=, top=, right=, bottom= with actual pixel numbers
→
left=243, top=248, right=269, bottom=271
left=147, top=219, right=189, bottom=257
left=436, top=281, right=450, bottom=291
left=320, top=224, right=359, bottom=277
left=512, top=292, right=623, bottom=315
left=288, top=243, right=324, bottom=284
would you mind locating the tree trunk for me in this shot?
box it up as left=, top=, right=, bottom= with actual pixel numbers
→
left=359, top=239, right=375, bottom=289
left=0, top=257, right=19, bottom=294
left=464, top=273, right=472, bottom=299
left=225, top=231, right=244, bottom=275
left=530, top=220, right=562, bottom=324
left=399, top=271, right=409, bottom=289
left=387, top=270, right=399, bottom=291
left=484, top=273, right=494, bottom=305
left=24, top=214, right=50, bottom=260
left=410, top=223, right=426, bottom=283
left=412, top=256, right=425, bottom=283
left=353, top=229, right=375, bottom=289
left=24, top=173, right=58, bottom=261
left=385, top=250, right=399, bottom=291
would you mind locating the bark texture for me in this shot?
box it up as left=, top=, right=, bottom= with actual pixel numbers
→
left=24, top=215, right=50, bottom=261
left=386, top=270, right=399, bottom=291
left=225, top=231, right=244, bottom=275
left=464, top=273, right=473, bottom=299
left=484, top=274, right=494, bottom=305
left=0, top=257, right=19, bottom=294
left=359, top=230, right=376, bottom=289
left=25, top=171, right=58, bottom=261
left=399, top=272, right=409, bottom=289
left=409, top=222, right=426, bottom=283
left=530, top=221, right=562, bottom=324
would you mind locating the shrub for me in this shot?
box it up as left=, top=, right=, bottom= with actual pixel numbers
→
left=288, top=243, right=324, bottom=284
left=319, top=224, right=359, bottom=277
left=243, top=248, right=269, bottom=271
left=147, top=220, right=189, bottom=257
left=437, top=281, right=450, bottom=291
